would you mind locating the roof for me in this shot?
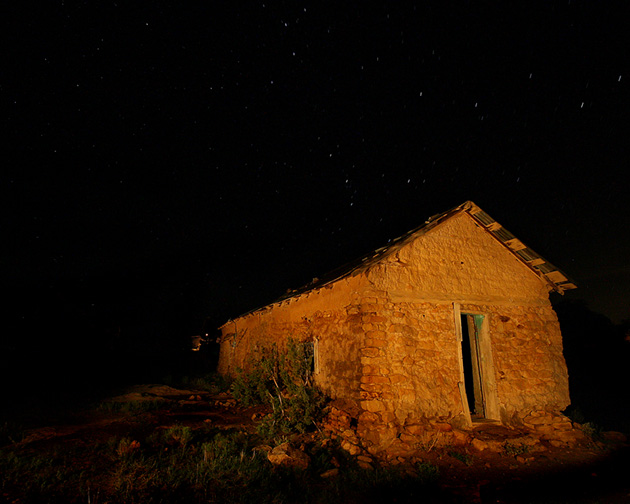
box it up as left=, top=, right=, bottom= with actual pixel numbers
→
left=221, top=201, right=576, bottom=326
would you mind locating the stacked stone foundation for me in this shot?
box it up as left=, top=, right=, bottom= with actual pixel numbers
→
left=323, top=404, right=588, bottom=463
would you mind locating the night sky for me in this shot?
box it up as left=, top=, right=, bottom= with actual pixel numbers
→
left=3, top=2, right=628, bottom=388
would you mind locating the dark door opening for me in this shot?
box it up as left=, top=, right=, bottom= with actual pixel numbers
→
left=460, top=314, right=485, bottom=418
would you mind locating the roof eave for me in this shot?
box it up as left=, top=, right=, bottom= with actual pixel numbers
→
left=219, top=200, right=577, bottom=328
left=464, top=202, right=577, bottom=294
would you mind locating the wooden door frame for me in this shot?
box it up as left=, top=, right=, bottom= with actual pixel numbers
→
left=453, top=303, right=500, bottom=424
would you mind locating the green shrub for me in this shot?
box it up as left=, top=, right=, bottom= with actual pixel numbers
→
left=231, top=339, right=328, bottom=440
left=231, top=361, right=270, bottom=406
left=581, top=421, right=603, bottom=441
left=563, top=407, right=605, bottom=442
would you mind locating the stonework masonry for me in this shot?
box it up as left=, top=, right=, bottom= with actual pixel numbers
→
left=218, top=210, right=573, bottom=454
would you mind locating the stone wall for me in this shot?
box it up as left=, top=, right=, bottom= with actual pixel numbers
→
left=357, top=292, right=461, bottom=418
left=368, top=212, right=551, bottom=305
left=352, top=213, right=571, bottom=451
left=217, top=275, right=366, bottom=403
left=309, top=305, right=363, bottom=400
left=344, top=295, right=570, bottom=453
left=218, top=210, right=572, bottom=454
left=354, top=290, right=464, bottom=451
left=483, top=303, right=570, bottom=421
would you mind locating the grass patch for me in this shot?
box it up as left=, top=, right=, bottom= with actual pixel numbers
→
left=503, top=442, right=530, bottom=457
left=323, top=460, right=440, bottom=503
left=0, top=423, right=440, bottom=504
left=0, top=348, right=442, bottom=503
left=448, top=449, right=474, bottom=465
left=0, top=444, right=100, bottom=503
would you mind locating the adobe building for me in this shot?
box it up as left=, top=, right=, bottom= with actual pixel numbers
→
left=218, top=201, right=578, bottom=453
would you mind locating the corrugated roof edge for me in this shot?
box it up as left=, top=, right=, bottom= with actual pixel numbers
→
left=219, top=200, right=576, bottom=329
left=464, top=201, right=577, bottom=294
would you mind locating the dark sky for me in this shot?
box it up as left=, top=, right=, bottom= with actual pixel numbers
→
left=2, top=2, right=629, bottom=372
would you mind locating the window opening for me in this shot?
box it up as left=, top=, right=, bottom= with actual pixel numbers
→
left=306, top=340, right=317, bottom=375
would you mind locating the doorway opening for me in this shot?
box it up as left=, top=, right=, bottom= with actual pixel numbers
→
left=454, top=304, right=499, bottom=424
left=460, top=314, right=485, bottom=419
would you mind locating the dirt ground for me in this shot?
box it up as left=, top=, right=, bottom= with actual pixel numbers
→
left=5, top=384, right=630, bottom=503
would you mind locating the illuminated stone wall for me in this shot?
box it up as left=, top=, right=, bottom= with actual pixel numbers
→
left=218, top=212, right=571, bottom=452
left=364, top=213, right=569, bottom=415
left=487, top=303, right=569, bottom=419
left=217, top=275, right=367, bottom=401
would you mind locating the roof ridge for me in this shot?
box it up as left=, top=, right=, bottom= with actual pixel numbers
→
left=220, top=201, right=575, bottom=326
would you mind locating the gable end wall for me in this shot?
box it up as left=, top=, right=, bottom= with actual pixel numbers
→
left=217, top=212, right=571, bottom=452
